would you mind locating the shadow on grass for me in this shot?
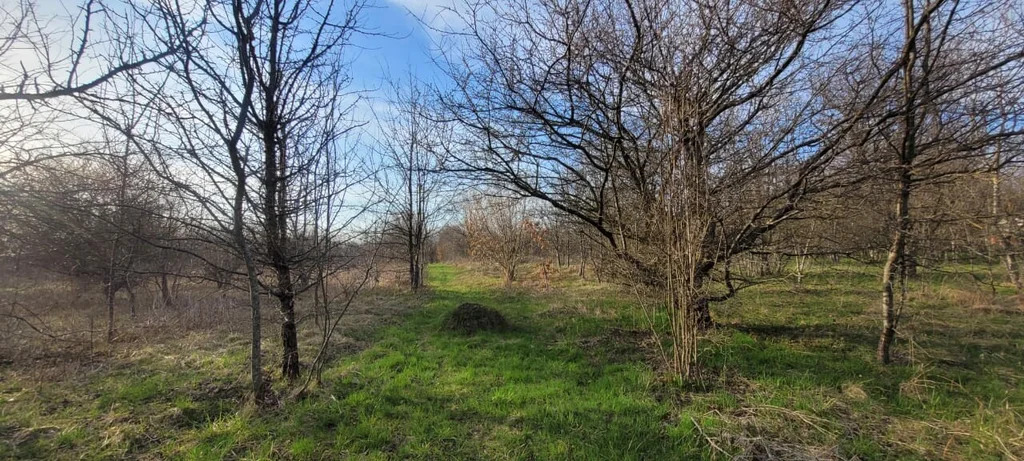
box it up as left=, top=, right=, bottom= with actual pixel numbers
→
left=267, top=280, right=715, bottom=460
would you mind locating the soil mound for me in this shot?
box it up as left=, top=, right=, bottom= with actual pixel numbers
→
left=443, top=303, right=509, bottom=334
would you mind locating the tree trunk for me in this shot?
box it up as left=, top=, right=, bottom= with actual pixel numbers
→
left=670, top=287, right=699, bottom=380
left=904, top=252, right=917, bottom=278
left=270, top=236, right=301, bottom=382
left=554, top=234, right=563, bottom=267
left=409, top=236, right=423, bottom=291
left=694, top=297, right=713, bottom=330
left=1005, top=253, right=1023, bottom=293
left=279, top=290, right=300, bottom=380
left=105, top=282, right=116, bottom=343
left=991, top=152, right=1024, bottom=297
left=879, top=2, right=919, bottom=365
left=878, top=168, right=911, bottom=365
left=127, top=285, right=137, bottom=319
left=159, top=273, right=174, bottom=308
left=410, top=261, right=422, bottom=290
left=502, top=266, right=515, bottom=287
left=232, top=170, right=263, bottom=400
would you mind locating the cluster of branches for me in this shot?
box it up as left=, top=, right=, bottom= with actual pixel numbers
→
left=0, top=0, right=395, bottom=401
left=432, top=0, right=1024, bottom=377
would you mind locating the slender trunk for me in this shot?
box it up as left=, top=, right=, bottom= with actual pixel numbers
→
left=407, top=142, right=420, bottom=291
left=1005, top=253, right=1023, bottom=295
left=159, top=273, right=174, bottom=308
left=879, top=0, right=919, bottom=365
left=578, top=234, right=586, bottom=279
left=127, top=285, right=137, bottom=319
left=256, top=2, right=300, bottom=382
left=503, top=265, right=515, bottom=287
left=105, top=281, right=116, bottom=343
left=410, top=259, right=421, bottom=290
left=271, top=188, right=301, bottom=381
left=554, top=234, right=563, bottom=267
left=409, top=223, right=422, bottom=291
left=670, top=290, right=699, bottom=380
left=991, top=152, right=1024, bottom=295
left=233, top=174, right=263, bottom=399
left=879, top=165, right=912, bottom=365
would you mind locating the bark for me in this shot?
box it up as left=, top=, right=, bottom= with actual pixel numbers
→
left=128, top=286, right=137, bottom=319
left=1005, top=254, right=1023, bottom=295
left=502, top=266, right=516, bottom=287
left=233, top=187, right=264, bottom=398
left=260, top=34, right=301, bottom=380
left=279, top=292, right=300, bottom=379
left=268, top=178, right=301, bottom=380
left=669, top=287, right=699, bottom=380
left=159, top=273, right=174, bottom=308
left=694, top=298, right=713, bottom=330
left=408, top=220, right=423, bottom=290
left=878, top=160, right=912, bottom=365
left=105, top=282, right=116, bottom=343
left=992, top=153, right=1024, bottom=296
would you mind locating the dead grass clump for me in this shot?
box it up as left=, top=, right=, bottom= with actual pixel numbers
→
left=899, top=366, right=941, bottom=401
left=577, top=327, right=670, bottom=373
left=538, top=301, right=615, bottom=319
left=841, top=383, right=868, bottom=401
left=940, top=286, right=1024, bottom=314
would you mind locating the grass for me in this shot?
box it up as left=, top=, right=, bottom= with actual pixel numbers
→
left=1, top=262, right=1023, bottom=459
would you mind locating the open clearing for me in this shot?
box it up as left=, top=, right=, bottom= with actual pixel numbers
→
left=2, top=263, right=1023, bottom=460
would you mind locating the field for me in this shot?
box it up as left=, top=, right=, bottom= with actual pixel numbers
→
left=1, top=262, right=1023, bottom=459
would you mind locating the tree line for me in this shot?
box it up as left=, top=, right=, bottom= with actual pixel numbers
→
left=1, top=0, right=1023, bottom=398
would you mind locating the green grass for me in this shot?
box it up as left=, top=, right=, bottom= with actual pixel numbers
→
left=2, top=262, right=1023, bottom=459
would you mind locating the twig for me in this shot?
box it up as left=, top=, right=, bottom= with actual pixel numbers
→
left=691, top=416, right=730, bottom=458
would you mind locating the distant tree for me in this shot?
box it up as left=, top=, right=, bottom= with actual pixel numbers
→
left=3, top=142, right=171, bottom=341
left=464, top=196, right=531, bottom=287
left=376, top=76, right=453, bottom=291
left=434, top=224, right=469, bottom=262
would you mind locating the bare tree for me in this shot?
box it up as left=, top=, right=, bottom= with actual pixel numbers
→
left=240, top=0, right=366, bottom=381
left=435, top=0, right=913, bottom=378
left=464, top=196, right=531, bottom=287
left=74, top=0, right=272, bottom=399
left=2, top=138, right=171, bottom=342
left=85, top=0, right=373, bottom=393
left=866, top=0, right=1024, bottom=364
left=375, top=75, right=452, bottom=291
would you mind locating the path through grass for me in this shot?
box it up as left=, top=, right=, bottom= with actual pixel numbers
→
left=2, top=263, right=1023, bottom=459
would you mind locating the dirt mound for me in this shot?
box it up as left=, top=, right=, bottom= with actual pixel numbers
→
left=443, top=303, right=509, bottom=334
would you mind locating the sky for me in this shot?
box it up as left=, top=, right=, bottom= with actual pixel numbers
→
left=1, top=0, right=449, bottom=109
left=351, top=0, right=440, bottom=81
left=347, top=0, right=449, bottom=106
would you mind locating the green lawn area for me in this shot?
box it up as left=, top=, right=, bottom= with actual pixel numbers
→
left=2, top=263, right=1023, bottom=459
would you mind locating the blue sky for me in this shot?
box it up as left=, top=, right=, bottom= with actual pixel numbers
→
left=348, top=0, right=445, bottom=95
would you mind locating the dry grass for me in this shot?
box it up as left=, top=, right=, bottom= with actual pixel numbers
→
left=0, top=269, right=418, bottom=385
